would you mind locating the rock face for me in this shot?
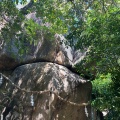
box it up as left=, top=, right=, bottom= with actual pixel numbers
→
left=0, top=12, right=89, bottom=71
left=0, top=12, right=93, bottom=120
left=0, top=62, right=92, bottom=120
left=0, top=12, right=75, bottom=70
left=0, top=34, right=73, bottom=70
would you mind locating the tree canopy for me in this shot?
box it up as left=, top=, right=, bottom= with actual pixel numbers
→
left=0, top=0, right=120, bottom=119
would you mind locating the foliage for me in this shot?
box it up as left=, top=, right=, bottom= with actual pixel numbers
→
left=0, top=0, right=75, bottom=54
left=79, top=3, right=120, bottom=119
left=73, top=6, right=120, bottom=74
left=92, top=73, right=120, bottom=119
left=65, top=0, right=120, bottom=119
left=0, top=0, right=120, bottom=119
left=92, top=74, right=112, bottom=110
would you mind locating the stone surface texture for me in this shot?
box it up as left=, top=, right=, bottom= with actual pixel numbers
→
left=0, top=12, right=93, bottom=120
left=0, top=12, right=88, bottom=71
left=0, top=62, right=92, bottom=120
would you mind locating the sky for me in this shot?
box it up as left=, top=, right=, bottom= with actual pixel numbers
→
left=16, top=0, right=30, bottom=9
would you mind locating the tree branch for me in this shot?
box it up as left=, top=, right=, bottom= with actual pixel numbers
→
left=20, top=0, right=34, bottom=14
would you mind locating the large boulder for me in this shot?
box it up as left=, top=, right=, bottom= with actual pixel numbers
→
left=0, top=12, right=90, bottom=71
left=0, top=62, right=92, bottom=120
left=0, top=34, right=74, bottom=70
left=0, top=12, right=74, bottom=70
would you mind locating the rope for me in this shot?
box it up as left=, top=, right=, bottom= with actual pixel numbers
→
left=1, top=73, right=90, bottom=107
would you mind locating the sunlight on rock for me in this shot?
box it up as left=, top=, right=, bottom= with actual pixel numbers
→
left=36, top=114, right=44, bottom=120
